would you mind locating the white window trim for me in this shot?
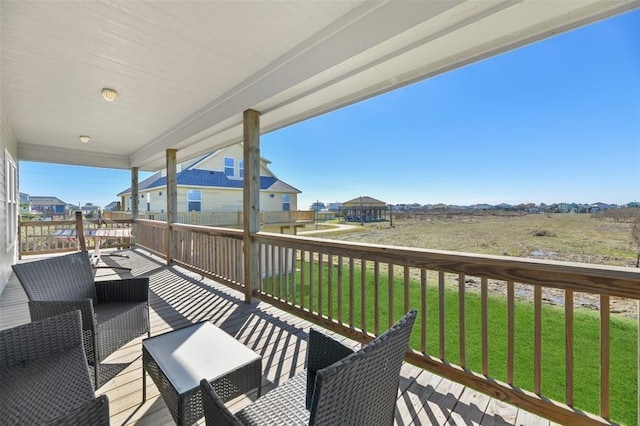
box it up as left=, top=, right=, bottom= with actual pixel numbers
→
left=224, top=157, right=235, bottom=177
left=5, top=149, right=18, bottom=253
left=187, top=189, right=202, bottom=212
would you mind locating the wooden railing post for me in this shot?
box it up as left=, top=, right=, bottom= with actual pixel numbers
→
left=75, top=211, right=86, bottom=252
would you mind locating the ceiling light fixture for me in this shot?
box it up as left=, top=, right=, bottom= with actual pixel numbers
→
left=101, top=87, right=117, bottom=102
left=79, top=135, right=90, bottom=143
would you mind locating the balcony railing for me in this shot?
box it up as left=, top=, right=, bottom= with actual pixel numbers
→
left=27, top=218, right=640, bottom=424
left=18, top=218, right=133, bottom=257
left=105, top=210, right=315, bottom=227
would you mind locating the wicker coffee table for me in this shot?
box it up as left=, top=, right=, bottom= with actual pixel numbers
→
left=142, top=322, right=262, bottom=425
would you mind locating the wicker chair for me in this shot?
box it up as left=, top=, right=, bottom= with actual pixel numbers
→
left=200, top=309, right=417, bottom=426
left=0, top=310, right=110, bottom=425
left=12, top=251, right=149, bottom=388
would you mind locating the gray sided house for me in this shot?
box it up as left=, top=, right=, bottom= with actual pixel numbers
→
left=28, top=196, right=69, bottom=218
left=118, top=145, right=300, bottom=213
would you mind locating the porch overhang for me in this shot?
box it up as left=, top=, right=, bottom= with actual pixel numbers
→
left=3, top=1, right=637, bottom=172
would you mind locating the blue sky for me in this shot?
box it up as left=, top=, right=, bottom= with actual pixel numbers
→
left=20, top=10, right=639, bottom=210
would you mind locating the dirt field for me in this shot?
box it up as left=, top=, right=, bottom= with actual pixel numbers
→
left=318, top=213, right=639, bottom=317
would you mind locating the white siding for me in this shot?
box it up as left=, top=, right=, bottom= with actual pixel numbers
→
left=0, top=106, right=18, bottom=294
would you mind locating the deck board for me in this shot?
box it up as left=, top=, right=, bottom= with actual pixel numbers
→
left=0, top=249, right=541, bottom=425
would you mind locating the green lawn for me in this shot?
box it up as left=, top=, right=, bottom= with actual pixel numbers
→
left=264, top=261, right=638, bottom=425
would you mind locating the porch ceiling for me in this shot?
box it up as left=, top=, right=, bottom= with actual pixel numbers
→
left=1, top=0, right=637, bottom=172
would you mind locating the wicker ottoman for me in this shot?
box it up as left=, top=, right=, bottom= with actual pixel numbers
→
left=142, top=322, right=262, bottom=425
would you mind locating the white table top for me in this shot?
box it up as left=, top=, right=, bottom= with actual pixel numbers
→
left=143, top=322, right=261, bottom=394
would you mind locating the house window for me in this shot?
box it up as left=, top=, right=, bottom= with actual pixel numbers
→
left=224, top=157, right=234, bottom=177
left=146, top=193, right=151, bottom=212
left=282, top=194, right=291, bottom=211
left=188, top=189, right=202, bottom=212
left=238, top=160, right=244, bottom=178
left=5, top=150, right=18, bottom=252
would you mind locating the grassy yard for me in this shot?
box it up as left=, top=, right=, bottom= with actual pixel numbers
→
left=321, top=213, right=636, bottom=266
left=270, top=260, right=637, bottom=425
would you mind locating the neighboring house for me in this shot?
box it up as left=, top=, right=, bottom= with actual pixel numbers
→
left=327, top=202, right=343, bottom=212
left=104, top=201, right=120, bottom=211
left=80, top=203, right=100, bottom=216
left=342, top=196, right=387, bottom=223
left=29, top=196, right=68, bottom=218
left=118, top=144, right=300, bottom=213
left=19, top=192, right=30, bottom=215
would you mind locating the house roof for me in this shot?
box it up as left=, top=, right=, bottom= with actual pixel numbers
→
left=118, top=169, right=300, bottom=196
left=3, top=1, right=634, bottom=172
left=344, top=196, right=386, bottom=205
left=28, top=196, right=68, bottom=205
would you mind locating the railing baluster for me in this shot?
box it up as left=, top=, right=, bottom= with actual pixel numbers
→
left=328, top=254, right=333, bottom=320
left=300, top=250, right=306, bottom=310
left=361, top=259, right=367, bottom=335
left=601, top=294, right=610, bottom=419
left=291, top=249, right=297, bottom=303
left=278, top=246, right=284, bottom=298
left=439, top=271, right=445, bottom=360
left=388, top=266, right=394, bottom=329
left=481, top=277, right=488, bottom=376
left=404, top=265, right=410, bottom=314
left=349, top=257, right=354, bottom=326
left=534, top=284, right=542, bottom=395
left=337, top=255, right=343, bottom=323
left=507, top=280, right=515, bottom=385
left=566, top=289, right=574, bottom=406
left=459, top=273, right=466, bottom=368
left=421, top=268, right=427, bottom=354
left=309, top=251, right=315, bottom=312
left=374, top=261, right=380, bottom=335
left=270, top=244, right=276, bottom=296
left=318, top=252, right=323, bottom=316
left=284, top=246, right=290, bottom=302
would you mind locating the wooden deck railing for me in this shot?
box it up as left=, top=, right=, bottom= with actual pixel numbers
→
left=18, top=218, right=133, bottom=257
left=39, top=218, right=640, bottom=424
left=105, top=210, right=315, bottom=226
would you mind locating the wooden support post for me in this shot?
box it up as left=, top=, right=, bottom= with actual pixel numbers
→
left=131, top=167, right=139, bottom=245
left=166, top=149, right=178, bottom=265
left=131, top=167, right=139, bottom=220
left=75, top=211, right=86, bottom=252
left=243, top=109, right=260, bottom=303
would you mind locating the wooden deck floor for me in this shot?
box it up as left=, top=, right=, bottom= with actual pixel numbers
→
left=0, top=249, right=557, bottom=426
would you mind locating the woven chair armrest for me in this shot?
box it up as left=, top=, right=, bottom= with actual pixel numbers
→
left=95, top=277, right=149, bottom=303
left=305, top=329, right=355, bottom=408
left=45, top=394, right=109, bottom=426
left=28, top=300, right=96, bottom=332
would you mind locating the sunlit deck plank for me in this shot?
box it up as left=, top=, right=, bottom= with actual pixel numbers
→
left=0, top=249, right=541, bottom=426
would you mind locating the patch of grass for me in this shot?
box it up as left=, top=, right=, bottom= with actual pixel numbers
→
left=320, top=214, right=636, bottom=265
left=532, top=228, right=556, bottom=237
left=265, top=261, right=638, bottom=425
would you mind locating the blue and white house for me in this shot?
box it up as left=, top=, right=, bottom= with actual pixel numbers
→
left=118, top=144, right=300, bottom=213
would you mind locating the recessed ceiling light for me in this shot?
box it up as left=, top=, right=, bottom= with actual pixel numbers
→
left=79, top=135, right=90, bottom=143
left=101, top=87, right=117, bottom=102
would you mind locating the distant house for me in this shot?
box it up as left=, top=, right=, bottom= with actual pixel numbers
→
left=104, top=201, right=121, bottom=211
left=342, top=196, right=387, bottom=222
left=19, top=193, right=31, bottom=215
left=327, top=202, right=344, bottom=212
left=29, top=196, right=68, bottom=218
left=80, top=203, right=100, bottom=216
left=118, top=144, right=300, bottom=213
